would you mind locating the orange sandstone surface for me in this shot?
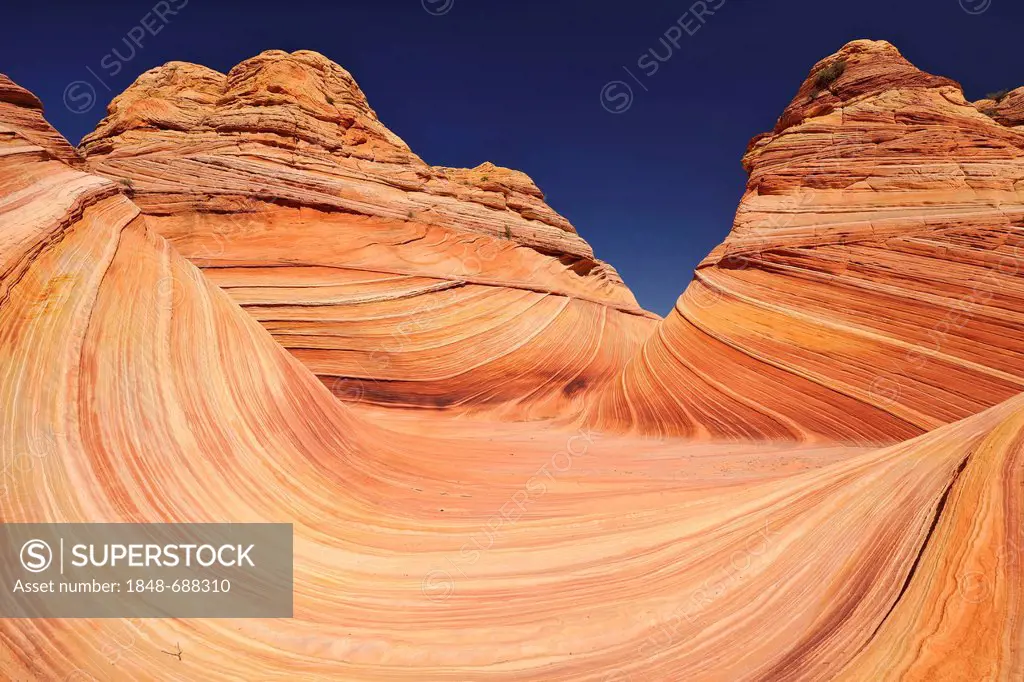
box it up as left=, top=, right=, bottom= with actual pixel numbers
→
left=1, top=39, right=1023, bottom=680
left=590, top=39, right=1024, bottom=441
left=79, top=50, right=655, bottom=421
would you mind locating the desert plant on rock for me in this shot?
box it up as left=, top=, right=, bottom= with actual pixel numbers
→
left=814, top=59, right=847, bottom=91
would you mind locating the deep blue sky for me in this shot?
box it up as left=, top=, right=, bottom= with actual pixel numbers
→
left=2, top=0, right=1021, bottom=314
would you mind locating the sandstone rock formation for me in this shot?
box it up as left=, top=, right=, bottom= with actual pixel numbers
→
left=975, top=86, right=1024, bottom=128
left=80, top=43, right=1024, bottom=446
left=3, top=38, right=1024, bottom=680
left=80, top=50, right=655, bottom=419
left=0, top=75, right=81, bottom=166
left=590, top=39, right=1024, bottom=442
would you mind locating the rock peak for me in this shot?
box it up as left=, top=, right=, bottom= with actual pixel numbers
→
left=78, top=48, right=627, bottom=326
left=974, top=86, right=1024, bottom=127
left=834, top=38, right=903, bottom=56
left=0, top=74, right=43, bottom=110
left=78, top=48, right=594, bottom=245
left=0, top=73, right=81, bottom=165
left=222, top=49, right=380, bottom=123
left=772, top=38, right=960, bottom=133
left=81, top=49, right=411, bottom=158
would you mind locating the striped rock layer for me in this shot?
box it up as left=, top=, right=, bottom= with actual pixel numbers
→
left=80, top=42, right=1024, bottom=445
left=2, top=40, right=1024, bottom=680
left=79, top=50, right=656, bottom=420
left=587, top=40, right=1024, bottom=442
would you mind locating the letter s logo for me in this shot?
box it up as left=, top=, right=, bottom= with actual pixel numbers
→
left=20, top=539, right=52, bottom=573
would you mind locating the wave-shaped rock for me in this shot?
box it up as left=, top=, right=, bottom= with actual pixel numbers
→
left=80, top=51, right=655, bottom=417
left=590, top=40, right=1024, bottom=443
left=3, top=39, right=1024, bottom=679
left=80, top=42, right=1024, bottom=446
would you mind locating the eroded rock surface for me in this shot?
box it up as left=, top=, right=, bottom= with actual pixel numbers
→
left=81, top=50, right=654, bottom=416
left=4, top=42, right=1024, bottom=678
left=591, top=40, right=1024, bottom=443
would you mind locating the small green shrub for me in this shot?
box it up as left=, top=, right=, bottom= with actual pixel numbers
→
left=985, top=89, right=1011, bottom=102
left=325, top=94, right=335, bottom=105
left=504, top=225, right=512, bottom=240
left=814, top=59, right=847, bottom=91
